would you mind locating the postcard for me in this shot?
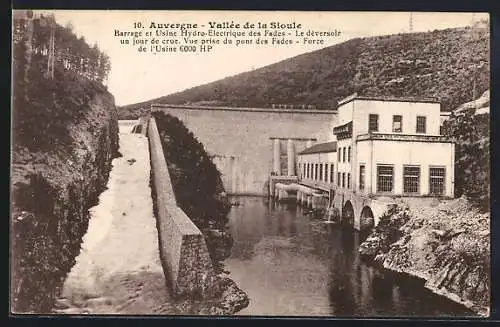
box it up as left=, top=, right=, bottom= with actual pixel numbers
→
left=10, top=10, right=491, bottom=318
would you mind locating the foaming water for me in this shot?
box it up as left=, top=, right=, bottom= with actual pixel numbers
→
left=53, top=132, right=167, bottom=314
left=223, top=196, right=476, bottom=317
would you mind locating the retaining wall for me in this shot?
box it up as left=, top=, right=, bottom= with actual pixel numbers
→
left=153, top=105, right=337, bottom=195
left=147, top=117, right=215, bottom=298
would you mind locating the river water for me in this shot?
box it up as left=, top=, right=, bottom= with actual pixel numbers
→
left=223, top=196, right=476, bottom=318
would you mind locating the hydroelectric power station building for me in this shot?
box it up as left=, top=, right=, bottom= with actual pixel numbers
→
left=276, top=93, right=455, bottom=231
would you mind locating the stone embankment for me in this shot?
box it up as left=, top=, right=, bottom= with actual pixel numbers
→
left=147, top=117, right=249, bottom=313
left=359, top=197, right=490, bottom=317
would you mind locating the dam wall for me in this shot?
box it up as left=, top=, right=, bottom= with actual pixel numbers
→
left=147, top=117, right=215, bottom=298
left=152, top=104, right=337, bottom=195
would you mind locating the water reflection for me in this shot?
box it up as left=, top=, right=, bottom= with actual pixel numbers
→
left=224, top=196, right=476, bottom=317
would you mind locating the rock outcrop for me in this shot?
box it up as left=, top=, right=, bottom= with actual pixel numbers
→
left=359, top=198, right=490, bottom=317
left=454, top=89, right=490, bottom=115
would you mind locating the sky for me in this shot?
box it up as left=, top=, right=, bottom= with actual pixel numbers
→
left=29, top=10, right=489, bottom=106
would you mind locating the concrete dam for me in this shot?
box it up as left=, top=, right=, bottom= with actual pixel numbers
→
left=151, top=104, right=337, bottom=195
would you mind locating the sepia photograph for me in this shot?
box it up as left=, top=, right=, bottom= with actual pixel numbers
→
left=10, top=10, right=491, bottom=318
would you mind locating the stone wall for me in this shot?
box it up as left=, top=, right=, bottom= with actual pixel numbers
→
left=147, top=117, right=215, bottom=298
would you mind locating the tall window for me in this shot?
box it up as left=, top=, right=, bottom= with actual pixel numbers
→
left=319, top=163, right=323, bottom=181
left=337, top=172, right=341, bottom=187
left=429, top=167, right=445, bottom=195
left=403, top=166, right=420, bottom=194
left=338, top=148, right=341, bottom=161
left=377, top=165, right=394, bottom=193
left=342, top=147, right=346, bottom=162
left=393, top=115, right=403, bottom=133
left=347, top=173, right=351, bottom=188
left=359, top=165, right=365, bottom=191
left=315, top=163, right=318, bottom=180
left=324, top=163, right=328, bottom=182
left=369, top=114, right=379, bottom=132
left=348, top=146, right=351, bottom=162
left=416, top=116, right=426, bottom=133
left=303, top=163, right=306, bottom=178
left=342, top=173, right=345, bottom=188
left=330, top=164, right=334, bottom=183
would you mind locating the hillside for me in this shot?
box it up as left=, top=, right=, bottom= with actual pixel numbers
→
left=11, top=13, right=119, bottom=312
left=119, top=23, right=489, bottom=119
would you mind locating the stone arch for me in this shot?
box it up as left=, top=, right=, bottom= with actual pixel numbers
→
left=341, top=200, right=355, bottom=227
left=359, top=206, right=375, bottom=233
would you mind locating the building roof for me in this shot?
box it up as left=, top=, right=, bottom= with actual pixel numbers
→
left=337, top=92, right=440, bottom=106
left=298, top=141, right=337, bottom=155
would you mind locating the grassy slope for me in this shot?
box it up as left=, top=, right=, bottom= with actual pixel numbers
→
left=119, top=24, right=489, bottom=119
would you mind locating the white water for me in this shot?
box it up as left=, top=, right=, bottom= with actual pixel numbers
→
left=54, top=126, right=169, bottom=314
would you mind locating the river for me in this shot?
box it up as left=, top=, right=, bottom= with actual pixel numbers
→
left=223, top=196, right=476, bottom=317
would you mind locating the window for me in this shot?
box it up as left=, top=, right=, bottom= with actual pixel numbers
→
left=369, top=114, right=379, bottom=132
left=319, top=163, right=323, bottom=181
left=348, top=146, right=351, bottom=162
left=303, top=163, right=306, bottom=178
left=416, top=116, right=426, bottom=133
left=342, top=147, right=346, bottom=162
left=330, top=164, right=334, bottom=183
left=338, top=148, right=341, bottom=162
left=393, top=115, right=403, bottom=133
left=324, top=163, right=328, bottom=182
left=429, top=167, right=445, bottom=195
left=377, top=165, right=394, bottom=193
left=337, top=172, right=341, bottom=187
left=359, top=165, right=365, bottom=191
left=342, top=173, right=345, bottom=188
left=347, top=173, right=351, bottom=188
left=404, top=166, right=420, bottom=194
left=315, top=163, right=318, bottom=180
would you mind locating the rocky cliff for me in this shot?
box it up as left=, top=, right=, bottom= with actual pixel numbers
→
left=359, top=197, right=490, bottom=316
left=11, top=92, right=119, bottom=313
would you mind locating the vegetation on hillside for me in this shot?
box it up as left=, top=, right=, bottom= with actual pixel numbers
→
left=152, top=112, right=232, bottom=270
left=13, top=13, right=112, bottom=152
left=119, top=23, right=489, bottom=119
left=442, top=110, right=490, bottom=210
left=13, top=12, right=111, bottom=84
